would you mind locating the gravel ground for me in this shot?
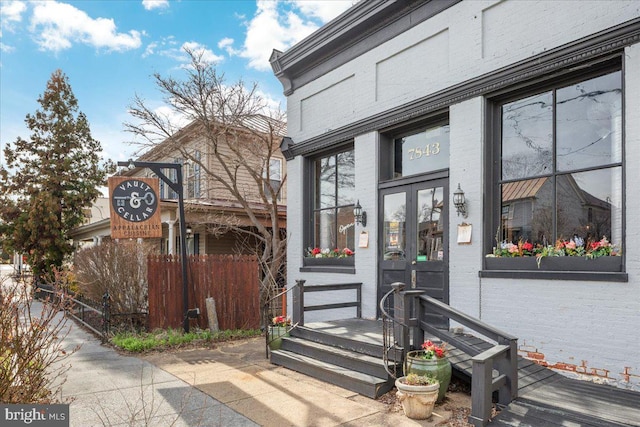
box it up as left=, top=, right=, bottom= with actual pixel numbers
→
left=377, top=377, right=475, bottom=426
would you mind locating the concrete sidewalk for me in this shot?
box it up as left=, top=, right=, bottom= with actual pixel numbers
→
left=51, top=305, right=258, bottom=427
left=142, top=339, right=472, bottom=427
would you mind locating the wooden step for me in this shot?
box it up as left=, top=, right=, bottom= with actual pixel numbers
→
left=290, top=325, right=384, bottom=358
left=270, top=349, right=394, bottom=399
left=280, top=336, right=397, bottom=379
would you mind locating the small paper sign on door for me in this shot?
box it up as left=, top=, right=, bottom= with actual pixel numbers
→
left=457, top=223, right=472, bottom=244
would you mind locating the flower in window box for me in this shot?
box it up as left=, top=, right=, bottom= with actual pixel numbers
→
left=305, top=247, right=355, bottom=258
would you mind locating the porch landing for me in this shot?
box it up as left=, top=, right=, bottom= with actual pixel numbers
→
left=286, top=319, right=640, bottom=426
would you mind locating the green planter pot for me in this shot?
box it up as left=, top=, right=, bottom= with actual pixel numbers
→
left=268, top=326, right=289, bottom=350
left=405, top=351, right=451, bottom=402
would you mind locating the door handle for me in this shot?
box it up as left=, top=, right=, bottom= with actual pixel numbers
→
left=411, top=269, right=417, bottom=288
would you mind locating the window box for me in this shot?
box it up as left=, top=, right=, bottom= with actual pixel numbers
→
left=484, top=256, right=622, bottom=272
left=303, top=257, right=355, bottom=267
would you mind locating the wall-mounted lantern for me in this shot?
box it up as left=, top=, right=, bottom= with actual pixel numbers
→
left=354, top=200, right=367, bottom=227
left=453, top=184, right=468, bottom=218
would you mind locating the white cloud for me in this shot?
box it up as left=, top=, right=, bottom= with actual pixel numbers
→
left=181, top=41, right=223, bottom=65
left=29, top=1, right=142, bottom=52
left=237, top=0, right=354, bottom=72
left=0, top=0, right=27, bottom=37
left=0, top=42, right=15, bottom=53
left=218, top=37, right=238, bottom=56
left=142, top=0, right=170, bottom=11
left=291, top=0, right=355, bottom=22
left=151, top=39, right=223, bottom=67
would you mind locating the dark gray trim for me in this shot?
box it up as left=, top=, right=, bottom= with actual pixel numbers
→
left=479, top=270, right=628, bottom=283
left=280, top=136, right=295, bottom=161
left=271, top=0, right=461, bottom=96
left=300, top=266, right=356, bottom=274
left=284, top=18, right=640, bottom=158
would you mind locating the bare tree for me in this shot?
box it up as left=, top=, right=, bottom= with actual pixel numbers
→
left=124, top=49, right=287, bottom=316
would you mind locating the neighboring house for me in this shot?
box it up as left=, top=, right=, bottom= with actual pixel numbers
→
left=70, top=117, right=287, bottom=256
left=271, top=0, right=639, bottom=390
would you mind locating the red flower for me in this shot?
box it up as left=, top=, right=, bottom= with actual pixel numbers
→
left=434, top=348, right=445, bottom=358
left=522, top=242, right=533, bottom=252
left=311, top=248, right=321, bottom=255
left=591, top=241, right=601, bottom=250
left=422, top=340, right=434, bottom=350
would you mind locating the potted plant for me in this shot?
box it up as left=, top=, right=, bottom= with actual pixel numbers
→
left=268, top=315, right=291, bottom=350
left=395, top=373, right=440, bottom=420
left=303, top=247, right=355, bottom=266
left=405, top=340, right=451, bottom=402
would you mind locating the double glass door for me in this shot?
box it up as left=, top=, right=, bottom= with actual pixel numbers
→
left=379, top=179, right=449, bottom=326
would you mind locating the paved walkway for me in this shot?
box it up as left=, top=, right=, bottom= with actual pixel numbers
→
left=141, top=339, right=471, bottom=427
left=48, top=302, right=259, bottom=427
left=57, top=323, right=470, bottom=426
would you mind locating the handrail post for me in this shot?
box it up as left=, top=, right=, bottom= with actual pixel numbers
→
left=391, top=282, right=409, bottom=353
left=293, top=279, right=305, bottom=326
left=470, top=356, right=493, bottom=427
left=497, top=337, right=519, bottom=405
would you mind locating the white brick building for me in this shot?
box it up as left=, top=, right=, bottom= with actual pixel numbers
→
left=271, top=0, right=640, bottom=390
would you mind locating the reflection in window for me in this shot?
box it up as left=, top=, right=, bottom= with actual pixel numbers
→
left=264, top=158, right=282, bottom=202
left=311, top=149, right=355, bottom=252
left=394, top=124, right=449, bottom=178
left=499, top=70, right=622, bottom=249
left=188, top=150, right=201, bottom=199
left=383, top=192, right=406, bottom=260
left=417, top=187, right=444, bottom=261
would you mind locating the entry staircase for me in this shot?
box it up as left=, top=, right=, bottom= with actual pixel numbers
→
left=266, top=280, right=519, bottom=426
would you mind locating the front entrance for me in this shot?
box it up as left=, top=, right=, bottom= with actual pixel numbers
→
left=378, top=178, right=449, bottom=328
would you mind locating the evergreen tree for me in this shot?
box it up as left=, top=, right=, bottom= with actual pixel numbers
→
left=0, top=69, right=114, bottom=280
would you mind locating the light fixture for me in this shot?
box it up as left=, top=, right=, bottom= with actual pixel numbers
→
left=186, top=226, right=193, bottom=238
left=127, top=159, right=136, bottom=170
left=453, top=184, right=468, bottom=218
left=354, top=200, right=367, bottom=227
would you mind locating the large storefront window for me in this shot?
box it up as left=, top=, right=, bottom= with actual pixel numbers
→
left=308, top=149, right=355, bottom=263
left=489, top=69, right=623, bottom=275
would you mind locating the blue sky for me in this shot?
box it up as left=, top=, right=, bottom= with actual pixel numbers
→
left=0, top=0, right=354, bottom=165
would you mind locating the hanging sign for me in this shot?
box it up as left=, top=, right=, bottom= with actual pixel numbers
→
left=109, top=176, right=162, bottom=239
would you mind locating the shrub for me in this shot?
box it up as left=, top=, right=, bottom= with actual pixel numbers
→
left=0, top=276, right=75, bottom=403
left=73, top=241, right=156, bottom=317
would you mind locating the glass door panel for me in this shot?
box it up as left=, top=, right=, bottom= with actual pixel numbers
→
left=383, top=192, right=407, bottom=260
left=417, top=187, right=444, bottom=261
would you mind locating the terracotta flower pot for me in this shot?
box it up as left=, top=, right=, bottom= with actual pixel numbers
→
left=395, top=376, right=440, bottom=420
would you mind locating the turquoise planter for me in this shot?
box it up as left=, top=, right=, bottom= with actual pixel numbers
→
left=405, top=351, right=451, bottom=402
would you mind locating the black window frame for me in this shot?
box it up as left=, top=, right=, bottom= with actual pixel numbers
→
left=301, top=144, right=356, bottom=273
left=482, top=58, right=627, bottom=282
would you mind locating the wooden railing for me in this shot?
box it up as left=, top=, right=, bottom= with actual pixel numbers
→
left=292, top=279, right=362, bottom=326
left=384, top=282, right=518, bottom=427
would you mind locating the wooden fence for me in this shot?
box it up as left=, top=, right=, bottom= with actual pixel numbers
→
left=147, top=254, right=260, bottom=331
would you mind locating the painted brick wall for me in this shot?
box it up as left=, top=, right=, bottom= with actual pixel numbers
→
left=283, top=1, right=640, bottom=388
left=286, top=1, right=639, bottom=142
left=448, top=97, right=485, bottom=319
